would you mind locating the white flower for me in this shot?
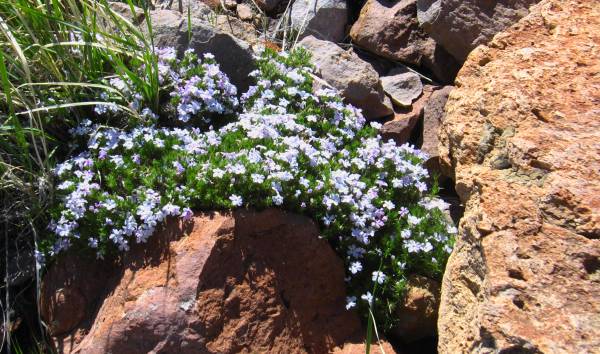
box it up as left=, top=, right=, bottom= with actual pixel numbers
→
left=58, top=181, right=74, bottom=190
left=345, top=296, right=357, bottom=310
left=447, top=225, right=458, bottom=234
left=182, top=207, right=193, bottom=221
left=382, top=200, right=395, bottom=210
left=272, top=193, right=283, bottom=206
left=349, top=261, right=362, bottom=274
left=212, top=168, right=225, bottom=178
left=400, top=229, right=411, bottom=239
left=251, top=173, right=265, bottom=184
left=361, top=292, right=373, bottom=305
left=371, top=271, right=386, bottom=284
left=407, top=214, right=421, bottom=226
left=229, top=194, right=243, bottom=207
left=286, top=69, right=304, bottom=83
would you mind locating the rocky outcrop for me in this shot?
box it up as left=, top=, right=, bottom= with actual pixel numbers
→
left=421, top=85, right=453, bottom=174
left=42, top=209, right=361, bottom=353
left=437, top=1, right=600, bottom=352
left=380, top=85, right=434, bottom=145
left=214, top=15, right=259, bottom=45
left=236, top=4, right=254, bottom=21
left=417, top=0, right=540, bottom=62
left=391, top=275, right=441, bottom=342
left=299, top=36, right=394, bottom=119
left=380, top=67, right=423, bottom=107
left=350, top=0, right=460, bottom=84
left=333, top=340, right=397, bottom=354
left=290, top=0, right=348, bottom=43
left=255, top=0, right=282, bottom=12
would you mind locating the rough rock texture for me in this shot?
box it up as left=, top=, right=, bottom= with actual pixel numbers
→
left=380, top=66, right=423, bottom=107
left=147, top=10, right=256, bottom=90
left=155, top=0, right=214, bottom=16
left=108, top=1, right=145, bottom=24
left=332, top=340, right=397, bottom=354
left=290, top=0, right=348, bottom=43
left=421, top=86, right=453, bottom=173
left=214, top=15, right=259, bottom=45
left=255, top=0, right=282, bottom=12
left=350, top=0, right=460, bottom=84
left=299, top=36, right=393, bottom=119
left=380, top=85, right=434, bottom=145
left=42, top=209, right=361, bottom=354
left=417, top=0, right=540, bottom=62
left=392, top=276, right=440, bottom=342
left=437, top=1, right=600, bottom=353
left=236, top=4, right=253, bottom=21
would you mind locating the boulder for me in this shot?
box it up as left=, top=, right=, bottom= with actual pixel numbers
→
left=380, top=85, right=435, bottom=145
left=421, top=85, right=453, bottom=174
left=214, top=14, right=259, bottom=45
left=299, top=36, right=393, bottom=120
left=437, top=1, right=600, bottom=353
left=108, top=1, right=145, bottom=24
left=391, top=275, right=441, bottom=342
left=349, top=0, right=460, bottom=84
left=332, top=340, right=397, bottom=354
left=290, top=0, right=348, bottom=43
left=42, top=209, right=362, bottom=353
left=417, top=0, right=540, bottom=62
left=154, top=0, right=214, bottom=17
left=255, top=0, right=282, bottom=12
left=380, top=66, right=423, bottom=107
left=224, top=0, right=237, bottom=10
left=236, top=3, right=253, bottom=21
left=146, top=10, right=256, bottom=90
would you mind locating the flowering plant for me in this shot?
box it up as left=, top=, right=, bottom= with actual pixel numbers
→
left=47, top=47, right=455, bottom=331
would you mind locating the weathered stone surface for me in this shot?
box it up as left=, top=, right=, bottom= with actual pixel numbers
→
left=332, top=340, right=397, bottom=354
left=215, top=14, right=259, bottom=45
left=108, top=1, right=145, bottom=24
left=147, top=10, right=256, bottom=90
left=392, top=275, right=440, bottom=342
left=380, top=85, right=434, bottom=144
left=421, top=86, right=453, bottom=173
left=224, top=0, right=237, bottom=10
left=299, top=36, right=393, bottom=120
left=236, top=3, right=253, bottom=21
left=350, top=0, right=460, bottom=84
left=290, top=0, right=348, bottom=43
left=417, top=0, right=540, bottom=62
left=380, top=66, right=423, bottom=107
left=255, top=0, right=282, bottom=12
left=42, top=209, right=361, bottom=353
left=155, top=0, right=214, bottom=17
left=437, top=1, right=600, bottom=353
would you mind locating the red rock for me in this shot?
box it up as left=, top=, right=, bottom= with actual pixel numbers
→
left=421, top=85, right=453, bottom=176
left=42, top=209, right=361, bottom=353
left=300, top=36, right=394, bottom=120
left=391, top=275, right=440, bottom=342
left=437, top=0, right=600, bottom=352
left=380, top=85, right=435, bottom=145
left=417, top=0, right=541, bottom=62
left=332, top=340, right=397, bottom=354
left=350, top=0, right=460, bottom=84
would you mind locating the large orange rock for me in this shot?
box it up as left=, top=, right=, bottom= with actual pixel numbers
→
left=42, top=209, right=362, bottom=353
left=437, top=0, right=600, bottom=353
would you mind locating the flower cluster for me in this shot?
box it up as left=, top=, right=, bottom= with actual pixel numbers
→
left=49, top=47, right=454, bottom=331
left=95, top=47, right=238, bottom=125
